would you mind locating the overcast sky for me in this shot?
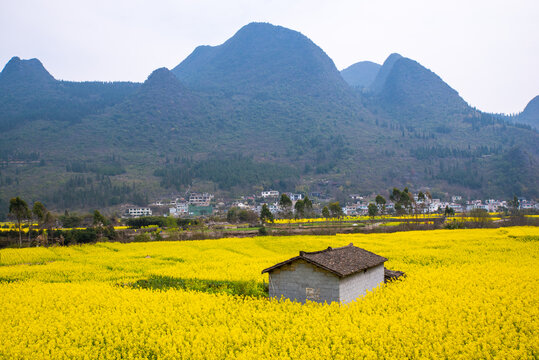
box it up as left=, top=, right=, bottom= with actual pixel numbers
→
left=1, top=0, right=538, bottom=114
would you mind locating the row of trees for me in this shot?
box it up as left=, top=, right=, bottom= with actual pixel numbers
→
left=7, top=197, right=115, bottom=247
left=8, top=197, right=54, bottom=247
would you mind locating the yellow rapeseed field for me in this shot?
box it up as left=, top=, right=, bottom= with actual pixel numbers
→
left=0, top=227, right=538, bottom=359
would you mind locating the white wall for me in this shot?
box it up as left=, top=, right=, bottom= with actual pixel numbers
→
left=339, top=263, right=385, bottom=304
left=268, top=261, right=340, bottom=304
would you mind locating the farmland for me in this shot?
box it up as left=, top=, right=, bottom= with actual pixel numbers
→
left=0, top=227, right=538, bottom=359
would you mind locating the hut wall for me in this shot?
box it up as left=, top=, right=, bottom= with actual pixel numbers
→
left=268, top=260, right=339, bottom=303
left=339, top=263, right=385, bottom=303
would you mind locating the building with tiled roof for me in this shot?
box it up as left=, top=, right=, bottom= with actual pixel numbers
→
left=262, top=243, right=402, bottom=304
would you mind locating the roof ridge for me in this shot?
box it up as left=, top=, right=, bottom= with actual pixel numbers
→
left=300, top=243, right=354, bottom=256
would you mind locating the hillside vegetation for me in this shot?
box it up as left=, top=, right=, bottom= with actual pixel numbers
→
left=0, top=22, right=537, bottom=215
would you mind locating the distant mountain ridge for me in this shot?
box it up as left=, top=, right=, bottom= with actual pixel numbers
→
left=0, top=22, right=537, bottom=217
left=0, top=56, right=140, bottom=131
left=172, top=22, right=351, bottom=99
left=0, top=56, right=55, bottom=84
left=339, top=61, right=381, bottom=90
left=518, top=95, right=539, bottom=129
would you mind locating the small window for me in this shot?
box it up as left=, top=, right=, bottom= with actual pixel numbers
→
left=306, top=287, right=320, bottom=301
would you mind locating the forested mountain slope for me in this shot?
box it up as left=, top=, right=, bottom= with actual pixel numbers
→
left=0, top=23, right=537, bottom=217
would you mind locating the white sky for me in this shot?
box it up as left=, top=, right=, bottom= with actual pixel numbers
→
left=1, top=0, right=538, bottom=114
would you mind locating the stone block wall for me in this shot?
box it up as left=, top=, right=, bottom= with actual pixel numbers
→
left=268, top=260, right=339, bottom=303
left=339, top=263, right=385, bottom=304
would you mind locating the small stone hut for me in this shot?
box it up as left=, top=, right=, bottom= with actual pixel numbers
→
left=262, top=243, right=401, bottom=304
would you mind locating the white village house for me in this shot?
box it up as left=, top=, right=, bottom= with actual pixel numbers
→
left=126, top=207, right=152, bottom=217
left=262, top=243, right=403, bottom=304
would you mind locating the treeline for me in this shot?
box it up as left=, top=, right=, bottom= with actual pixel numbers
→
left=154, top=155, right=299, bottom=191
left=464, top=112, right=533, bottom=131
left=411, top=145, right=501, bottom=160
left=126, top=216, right=198, bottom=229
left=0, top=78, right=140, bottom=132
left=66, top=158, right=126, bottom=176
left=49, top=175, right=147, bottom=208
left=0, top=150, right=40, bottom=162
left=435, top=160, right=482, bottom=189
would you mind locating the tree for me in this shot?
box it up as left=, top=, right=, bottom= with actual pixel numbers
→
left=400, top=191, right=411, bottom=212
left=32, top=202, right=47, bottom=225
left=368, top=203, right=378, bottom=218
left=394, top=203, right=405, bottom=215
left=303, top=195, right=313, bottom=218
left=227, top=207, right=240, bottom=223
left=329, top=202, right=343, bottom=218
left=279, top=193, right=292, bottom=208
left=9, top=197, right=29, bottom=247
left=93, top=210, right=107, bottom=226
left=322, top=206, right=330, bottom=218
left=444, top=206, right=455, bottom=216
left=414, top=192, right=426, bottom=217
left=389, top=188, right=401, bottom=203
left=375, top=195, right=386, bottom=214
left=509, top=196, right=519, bottom=215
left=279, top=194, right=292, bottom=218
left=294, top=199, right=305, bottom=218
left=29, top=201, right=47, bottom=245
left=93, top=210, right=108, bottom=240
left=260, top=204, right=274, bottom=223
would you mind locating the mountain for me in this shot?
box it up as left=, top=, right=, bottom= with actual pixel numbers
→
left=172, top=22, right=353, bottom=100
left=0, top=56, right=55, bottom=84
left=518, top=95, right=539, bottom=128
left=340, top=61, right=381, bottom=90
left=0, top=23, right=537, bottom=217
left=0, top=56, right=140, bottom=132
left=366, top=53, right=470, bottom=125
left=368, top=53, right=403, bottom=94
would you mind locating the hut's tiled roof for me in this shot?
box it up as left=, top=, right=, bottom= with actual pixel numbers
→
left=261, top=243, right=387, bottom=277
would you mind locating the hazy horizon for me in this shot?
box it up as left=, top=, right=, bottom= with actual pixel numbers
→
left=1, top=0, right=538, bottom=115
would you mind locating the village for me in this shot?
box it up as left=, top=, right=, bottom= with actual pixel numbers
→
left=124, top=190, right=539, bottom=219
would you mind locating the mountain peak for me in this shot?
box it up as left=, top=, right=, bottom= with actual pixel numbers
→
left=171, top=22, right=347, bottom=97
left=141, top=67, right=186, bottom=95
left=371, top=53, right=469, bottom=122
left=369, top=53, right=403, bottom=93
left=145, top=67, right=178, bottom=83
left=0, top=56, right=55, bottom=84
left=518, top=95, right=539, bottom=128
left=341, top=61, right=381, bottom=90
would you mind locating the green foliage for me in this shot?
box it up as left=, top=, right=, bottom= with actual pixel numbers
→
left=59, top=212, right=83, bottom=228
left=329, top=202, right=343, bottom=218
left=258, top=226, right=268, bottom=235
left=9, top=196, right=29, bottom=246
left=50, top=228, right=98, bottom=245
left=93, top=210, right=107, bottom=226
left=410, top=145, right=500, bottom=160
left=294, top=200, right=305, bottom=218
left=49, top=175, right=147, bottom=209
left=322, top=206, right=330, bottom=218
left=279, top=194, right=292, bottom=208
left=129, top=275, right=267, bottom=298
left=0, top=34, right=538, bottom=212
left=368, top=203, right=378, bottom=218
left=133, top=233, right=151, bottom=242
left=260, top=204, right=274, bottom=223
left=227, top=207, right=258, bottom=224
left=126, top=216, right=198, bottom=229
left=66, top=158, right=126, bottom=176
left=32, top=202, right=46, bottom=223
left=154, top=156, right=298, bottom=191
